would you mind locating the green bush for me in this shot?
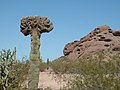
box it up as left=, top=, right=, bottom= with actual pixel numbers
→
left=70, top=58, right=120, bottom=90
left=50, top=52, right=120, bottom=90
left=0, top=49, right=29, bottom=90
left=39, top=60, right=47, bottom=72
left=49, top=56, right=72, bottom=74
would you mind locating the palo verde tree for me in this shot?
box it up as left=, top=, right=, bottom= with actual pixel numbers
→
left=20, top=16, right=53, bottom=90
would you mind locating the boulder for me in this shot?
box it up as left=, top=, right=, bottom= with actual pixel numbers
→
left=63, top=25, right=120, bottom=60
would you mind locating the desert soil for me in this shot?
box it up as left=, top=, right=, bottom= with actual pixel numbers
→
left=38, top=71, right=68, bottom=90
left=22, top=69, right=73, bottom=90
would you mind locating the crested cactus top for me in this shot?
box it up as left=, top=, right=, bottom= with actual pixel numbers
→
left=20, top=16, right=54, bottom=36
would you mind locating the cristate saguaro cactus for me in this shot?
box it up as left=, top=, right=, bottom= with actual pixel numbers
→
left=20, top=16, right=53, bottom=90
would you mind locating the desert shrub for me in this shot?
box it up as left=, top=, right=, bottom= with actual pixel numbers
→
left=50, top=52, right=120, bottom=90
left=69, top=57, right=120, bottom=90
left=0, top=49, right=29, bottom=90
left=39, top=60, right=47, bottom=72
left=49, top=56, right=72, bottom=74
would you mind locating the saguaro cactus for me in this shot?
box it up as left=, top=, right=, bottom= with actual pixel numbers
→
left=20, top=16, right=53, bottom=90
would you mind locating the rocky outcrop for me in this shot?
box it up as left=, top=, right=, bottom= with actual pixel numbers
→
left=63, top=25, right=120, bottom=60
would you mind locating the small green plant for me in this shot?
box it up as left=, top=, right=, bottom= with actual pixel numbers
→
left=0, top=49, right=17, bottom=90
left=0, top=49, right=29, bottom=90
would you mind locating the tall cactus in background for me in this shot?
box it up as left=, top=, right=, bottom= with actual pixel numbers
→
left=0, top=48, right=16, bottom=90
left=20, top=16, right=53, bottom=90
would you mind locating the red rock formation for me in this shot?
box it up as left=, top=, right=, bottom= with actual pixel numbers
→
left=63, top=25, right=120, bottom=60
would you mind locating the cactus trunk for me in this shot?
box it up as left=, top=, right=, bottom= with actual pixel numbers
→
left=20, top=16, right=54, bottom=89
left=28, top=30, right=40, bottom=90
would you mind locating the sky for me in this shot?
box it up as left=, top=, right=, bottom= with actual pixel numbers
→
left=0, top=0, right=120, bottom=61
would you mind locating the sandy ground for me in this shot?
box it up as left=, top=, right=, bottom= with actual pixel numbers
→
left=22, top=69, right=74, bottom=90
left=38, top=71, right=67, bottom=90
